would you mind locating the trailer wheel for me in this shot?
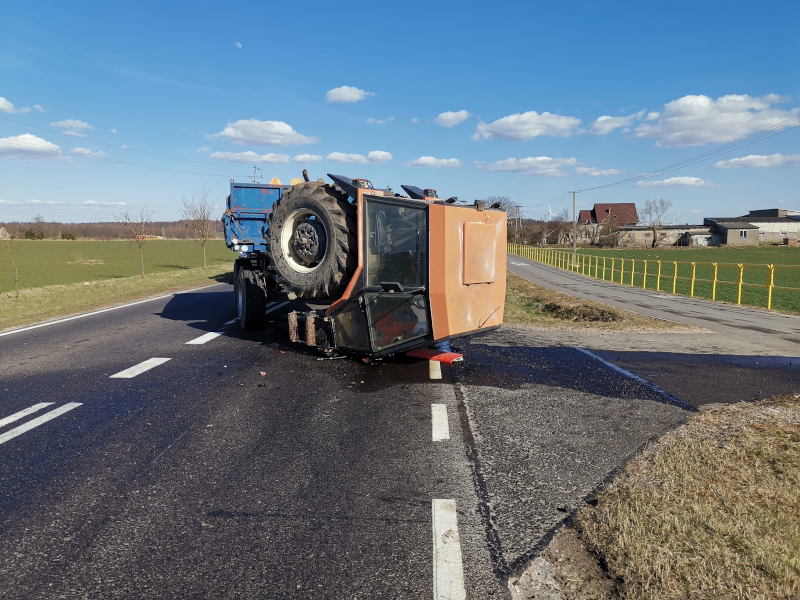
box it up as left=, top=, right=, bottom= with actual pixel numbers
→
left=237, top=268, right=268, bottom=329
left=268, top=182, right=357, bottom=301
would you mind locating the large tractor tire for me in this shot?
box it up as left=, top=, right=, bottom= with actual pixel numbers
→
left=237, top=267, right=268, bottom=329
left=268, top=182, right=357, bottom=301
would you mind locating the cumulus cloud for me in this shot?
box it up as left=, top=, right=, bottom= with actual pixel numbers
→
left=110, top=128, right=118, bottom=134
left=635, top=176, right=710, bottom=187
left=63, top=131, right=87, bottom=138
left=326, top=86, right=374, bottom=103
left=576, top=166, right=625, bottom=176
left=0, top=199, right=63, bottom=206
left=434, top=110, right=471, bottom=127
left=0, top=97, right=32, bottom=114
left=71, top=148, right=107, bottom=158
left=195, top=146, right=211, bottom=154
left=0, top=133, right=62, bottom=160
left=235, top=42, right=242, bottom=48
left=634, top=94, right=800, bottom=147
left=293, top=154, right=323, bottom=163
left=51, top=119, right=94, bottom=131
left=209, top=119, right=319, bottom=146
left=209, top=151, right=290, bottom=163
left=327, top=150, right=393, bottom=164
left=471, top=111, right=581, bottom=141
left=714, top=153, right=800, bottom=169
left=83, top=200, right=126, bottom=206
left=406, top=156, right=462, bottom=168
left=366, top=116, right=395, bottom=125
left=587, top=110, right=644, bottom=135
left=484, top=156, right=577, bottom=177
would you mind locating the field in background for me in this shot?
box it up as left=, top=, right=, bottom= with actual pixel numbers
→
left=0, top=240, right=234, bottom=291
left=514, top=245, right=800, bottom=313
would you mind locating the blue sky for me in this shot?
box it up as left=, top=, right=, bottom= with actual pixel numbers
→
left=1, top=0, right=798, bottom=224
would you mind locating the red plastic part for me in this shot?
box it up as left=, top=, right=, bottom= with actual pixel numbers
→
left=406, top=348, right=464, bottom=364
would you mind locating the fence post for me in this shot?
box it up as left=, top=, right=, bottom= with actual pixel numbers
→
left=672, top=261, right=678, bottom=294
left=712, top=263, right=718, bottom=300
left=691, top=262, right=697, bottom=297
left=611, top=258, right=616, bottom=282
left=768, top=264, right=774, bottom=310
left=737, top=263, right=744, bottom=305
left=630, top=260, right=635, bottom=286
left=643, top=260, right=648, bottom=289
left=602, top=257, right=607, bottom=280
left=620, top=259, right=625, bottom=284
left=657, top=260, right=662, bottom=292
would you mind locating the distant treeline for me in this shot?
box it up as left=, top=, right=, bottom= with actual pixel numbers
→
left=0, top=220, right=224, bottom=240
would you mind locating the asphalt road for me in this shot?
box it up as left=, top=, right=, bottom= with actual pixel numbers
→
left=1, top=273, right=789, bottom=598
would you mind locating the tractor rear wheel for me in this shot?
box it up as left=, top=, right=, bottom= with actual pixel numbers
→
left=237, top=267, right=268, bottom=329
left=268, top=182, right=357, bottom=301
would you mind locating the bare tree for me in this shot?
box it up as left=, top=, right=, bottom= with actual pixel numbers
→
left=1, top=229, right=20, bottom=299
left=115, top=207, right=153, bottom=279
left=640, top=199, right=673, bottom=248
left=484, top=195, right=521, bottom=243
left=181, top=186, right=215, bottom=269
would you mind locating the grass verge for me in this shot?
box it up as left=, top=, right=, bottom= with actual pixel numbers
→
left=504, top=272, right=688, bottom=331
left=575, top=394, right=800, bottom=599
left=0, top=265, right=231, bottom=332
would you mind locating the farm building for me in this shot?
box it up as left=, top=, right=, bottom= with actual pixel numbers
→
left=705, top=209, right=800, bottom=245
left=617, top=224, right=718, bottom=247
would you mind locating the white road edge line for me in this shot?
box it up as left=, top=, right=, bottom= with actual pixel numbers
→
left=0, top=403, right=83, bottom=445
left=574, top=347, right=696, bottom=411
left=431, top=404, right=450, bottom=442
left=432, top=498, right=467, bottom=600
left=0, top=403, right=55, bottom=428
left=429, top=360, right=443, bottom=380
left=264, top=301, right=289, bottom=315
left=185, top=332, right=223, bottom=345
left=109, top=357, right=172, bottom=379
left=0, top=283, right=225, bottom=338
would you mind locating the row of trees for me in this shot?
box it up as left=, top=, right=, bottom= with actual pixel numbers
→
left=0, top=217, right=223, bottom=241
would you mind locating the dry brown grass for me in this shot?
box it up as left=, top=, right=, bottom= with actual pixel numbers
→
left=505, top=272, right=688, bottom=331
left=575, top=395, right=800, bottom=600
left=0, top=265, right=230, bottom=332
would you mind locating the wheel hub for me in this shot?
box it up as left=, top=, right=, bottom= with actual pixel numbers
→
left=292, top=221, right=326, bottom=265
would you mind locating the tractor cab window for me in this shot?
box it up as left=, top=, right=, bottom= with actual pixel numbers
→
left=366, top=199, right=427, bottom=290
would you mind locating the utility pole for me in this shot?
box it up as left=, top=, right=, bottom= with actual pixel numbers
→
left=251, top=165, right=262, bottom=184
left=571, top=191, right=579, bottom=266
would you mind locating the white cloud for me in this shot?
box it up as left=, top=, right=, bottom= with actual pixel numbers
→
left=51, top=119, right=94, bottom=131
left=434, top=110, right=471, bottom=128
left=0, top=97, right=31, bottom=114
left=121, top=145, right=131, bottom=149
left=209, top=119, right=319, bottom=145
left=714, top=153, right=800, bottom=169
left=110, top=128, right=118, bottom=134
left=406, top=156, right=462, bottom=168
left=209, top=151, right=290, bottom=163
left=33, top=104, right=44, bottom=112
left=472, top=111, right=582, bottom=141
left=367, top=150, right=392, bottom=163
left=0, top=133, right=62, bottom=160
left=411, top=118, right=419, bottom=123
left=83, top=200, right=126, bottom=206
left=484, top=156, right=577, bottom=177
left=195, top=146, right=211, bottom=154
left=635, top=176, right=710, bottom=187
left=577, top=166, right=625, bottom=176
left=293, top=154, right=323, bottom=163
left=587, top=110, right=644, bottom=135
left=645, top=111, right=659, bottom=121
left=63, top=131, right=87, bottom=138
left=326, top=86, right=374, bottom=103
left=634, top=94, right=800, bottom=147
left=71, top=148, right=107, bottom=158
left=235, top=42, right=242, bottom=48
left=365, top=116, right=395, bottom=125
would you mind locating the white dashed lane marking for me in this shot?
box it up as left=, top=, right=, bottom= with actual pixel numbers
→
left=264, top=301, right=289, bottom=315
left=185, top=332, right=222, bottom=345
left=429, top=360, right=443, bottom=380
left=109, top=357, right=172, bottom=379
left=0, top=403, right=83, bottom=445
left=432, top=499, right=466, bottom=600
left=431, top=404, right=450, bottom=441
left=0, top=403, right=55, bottom=428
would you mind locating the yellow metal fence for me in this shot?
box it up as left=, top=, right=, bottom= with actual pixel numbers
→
left=508, top=244, right=800, bottom=312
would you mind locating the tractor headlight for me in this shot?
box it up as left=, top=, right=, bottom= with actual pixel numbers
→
left=233, top=244, right=240, bottom=250
left=241, top=245, right=249, bottom=252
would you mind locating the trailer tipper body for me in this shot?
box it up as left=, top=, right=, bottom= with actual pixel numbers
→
left=222, top=173, right=506, bottom=359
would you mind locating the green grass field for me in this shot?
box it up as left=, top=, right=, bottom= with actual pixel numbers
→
left=0, top=239, right=235, bottom=291
left=512, top=245, right=800, bottom=313
left=0, top=240, right=236, bottom=331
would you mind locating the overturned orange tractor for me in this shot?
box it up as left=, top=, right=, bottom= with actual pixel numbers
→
left=223, top=173, right=507, bottom=359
